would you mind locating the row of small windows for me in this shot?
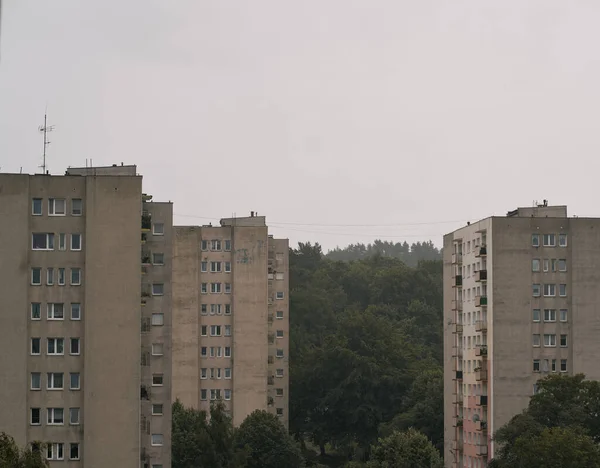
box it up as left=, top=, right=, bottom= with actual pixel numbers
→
left=532, top=334, right=568, bottom=347
left=533, top=358, right=568, bottom=373
left=201, top=367, right=233, bottom=379
left=32, top=267, right=81, bottom=286
left=533, top=308, right=568, bottom=322
left=32, top=198, right=82, bottom=216
left=201, top=304, right=232, bottom=316
left=532, top=233, right=567, bottom=247
left=31, top=407, right=79, bottom=426
left=29, top=439, right=80, bottom=461
left=31, top=372, right=81, bottom=391
left=31, top=303, right=81, bottom=320
left=532, top=258, right=567, bottom=272
left=200, top=283, right=288, bottom=296
left=30, top=337, right=80, bottom=355
left=202, top=261, right=231, bottom=273
left=200, top=388, right=232, bottom=401
left=32, top=233, right=82, bottom=251
left=202, top=240, right=232, bottom=251
left=201, top=325, right=233, bottom=337
left=200, top=346, right=232, bottom=358
left=532, top=283, right=567, bottom=297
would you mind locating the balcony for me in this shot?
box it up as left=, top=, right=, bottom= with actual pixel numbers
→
left=452, top=323, right=463, bottom=334
left=452, top=253, right=463, bottom=264
left=475, top=320, right=488, bottom=333
left=452, top=346, right=463, bottom=358
left=476, top=295, right=488, bottom=307
left=452, top=417, right=463, bottom=427
left=452, top=275, right=463, bottom=287
left=477, top=395, right=488, bottom=406
left=476, top=269, right=487, bottom=282
left=475, top=369, right=488, bottom=381
left=454, top=370, right=463, bottom=380
left=451, top=299, right=463, bottom=311
left=141, top=253, right=151, bottom=266
left=475, top=420, right=487, bottom=432
left=476, top=444, right=488, bottom=456
left=453, top=393, right=463, bottom=405
left=267, top=376, right=274, bottom=386
left=476, top=245, right=487, bottom=257
left=141, top=211, right=152, bottom=231
left=451, top=440, right=463, bottom=451
left=141, top=232, right=148, bottom=244
left=475, top=345, right=488, bottom=357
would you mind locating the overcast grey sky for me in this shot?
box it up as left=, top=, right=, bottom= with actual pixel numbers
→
left=1, top=1, right=600, bottom=250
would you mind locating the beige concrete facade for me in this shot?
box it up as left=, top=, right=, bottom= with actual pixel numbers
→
left=0, top=166, right=172, bottom=468
left=172, top=214, right=289, bottom=427
left=444, top=204, right=600, bottom=468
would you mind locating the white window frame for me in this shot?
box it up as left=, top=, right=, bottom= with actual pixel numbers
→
left=69, top=443, right=80, bottom=461
left=71, top=268, right=81, bottom=286
left=200, top=368, right=207, bottom=379
left=560, top=309, right=568, bottom=322
left=532, top=334, right=540, bottom=347
left=47, top=303, right=64, bottom=320
left=276, top=388, right=284, bottom=397
left=543, top=309, right=556, bottom=322
left=71, top=303, right=81, bottom=320
left=31, top=303, right=41, bottom=320
left=560, top=359, right=567, bottom=372
left=70, top=338, right=80, bottom=355
left=558, top=259, right=567, bottom=271
left=559, top=284, right=567, bottom=297
left=533, top=359, right=540, bottom=372
left=224, top=346, right=231, bottom=357
left=276, top=349, right=284, bottom=358
left=276, top=368, right=284, bottom=377
left=152, top=374, right=164, bottom=386
left=224, top=389, right=232, bottom=400
left=152, top=313, right=164, bottom=326
left=211, top=239, right=222, bottom=251
left=201, top=346, right=207, bottom=357
left=224, top=240, right=231, bottom=251
left=31, top=267, right=42, bottom=285
left=201, top=283, right=208, bottom=294
left=532, top=233, right=540, bottom=247
left=210, top=283, right=221, bottom=293
left=152, top=404, right=164, bottom=415
left=32, top=233, right=54, bottom=250
left=217, top=347, right=223, bottom=358
left=48, top=198, right=66, bottom=216
left=276, top=291, right=285, bottom=300
left=201, top=240, right=208, bottom=251
left=32, top=198, right=43, bottom=215
left=47, top=338, right=65, bottom=356
left=543, top=259, right=549, bottom=272
left=275, top=272, right=284, bottom=280
left=152, top=223, right=165, bottom=235
left=276, top=330, right=284, bottom=338
left=47, top=443, right=65, bottom=461
left=47, top=408, right=65, bottom=425
left=225, top=304, right=231, bottom=315
left=30, top=408, right=41, bottom=425
left=276, top=310, right=284, bottom=319
left=560, top=334, right=568, bottom=347
left=70, top=373, right=80, bottom=390
left=201, top=261, right=208, bottom=272
left=224, top=368, right=232, bottom=379
left=544, top=334, right=557, bottom=347
left=152, top=343, right=164, bottom=356
left=151, top=434, right=164, bottom=446
left=31, top=372, right=41, bottom=390
left=201, top=325, right=207, bottom=336
left=201, top=304, right=208, bottom=315
left=71, top=198, right=83, bottom=216
left=210, top=325, right=221, bottom=337
left=153, top=253, right=164, bottom=265
left=31, top=338, right=41, bottom=355
left=47, top=372, right=64, bottom=390
left=532, top=309, right=540, bottom=322
left=59, top=233, right=66, bottom=251
left=543, top=233, right=556, bottom=247
left=152, top=283, right=164, bottom=296
left=70, top=233, right=82, bottom=251
left=225, top=325, right=232, bottom=336
left=47, top=267, right=54, bottom=285
left=69, top=408, right=80, bottom=425
left=210, top=261, right=222, bottom=273
left=543, top=284, right=556, bottom=297
left=58, top=268, right=66, bottom=285
left=559, top=233, right=567, bottom=247
left=225, top=283, right=231, bottom=294
left=225, top=262, right=231, bottom=273
left=200, top=389, right=207, bottom=400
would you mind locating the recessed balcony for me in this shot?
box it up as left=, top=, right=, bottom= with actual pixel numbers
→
left=454, top=370, right=463, bottom=380
left=476, top=395, right=488, bottom=406
left=475, top=420, right=488, bottom=432
left=475, top=369, right=488, bottom=381
left=475, top=345, right=488, bottom=357
left=452, top=346, right=463, bottom=358
left=452, top=323, right=463, bottom=334
left=475, top=320, right=488, bottom=333
left=476, top=295, right=488, bottom=307
left=451, top=299, right=463, bottom=311
left=452, top=253, right=463, bottom=264
left=476, top=269, right=487, bottom=282
left=476, top=444, right=488, bottom=456
left=141, top=211, right=152, bottom=232
left=475, top=245, right=487, bottom=257
left=452, top=275, right=463, bottom=287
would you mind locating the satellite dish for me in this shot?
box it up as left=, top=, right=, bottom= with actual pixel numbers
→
left=472, top=414, right=480, bottom=422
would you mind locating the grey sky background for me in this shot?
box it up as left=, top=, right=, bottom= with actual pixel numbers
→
left=1, top=1, right=600, bottom=250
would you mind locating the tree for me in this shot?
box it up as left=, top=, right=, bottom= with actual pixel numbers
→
left=0, top=433, right=48, bottom=468
left=234, top=410, right=304, bottom=468
left=363, top=428, right=443, bottom=468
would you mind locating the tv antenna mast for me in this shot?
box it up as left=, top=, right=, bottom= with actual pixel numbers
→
left=38, top=111, right=55, bottom=174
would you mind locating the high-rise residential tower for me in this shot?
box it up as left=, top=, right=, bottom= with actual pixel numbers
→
left=0, top=165, right=172, bottom=468
left=171, top=213, right=290, bottom=427
left=443, top=203, right=600, bottom=468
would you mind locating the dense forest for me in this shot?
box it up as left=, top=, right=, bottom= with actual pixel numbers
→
left=326, top=240, right=441, bottom=266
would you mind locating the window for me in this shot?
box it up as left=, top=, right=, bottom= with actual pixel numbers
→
left=210, top=261, right=222, bottom=272
left=559, top=233, right=567, bottom=247
left=275, top=272, right=284, bottom=280
left=152, top=374, right=164, bottom=386
left=47, top=443, right=64, bottom=461
left=543, top=284, right=556, bottom=297
left=200, top=389, right=207, bottom=400
left=211, top=239, right=221, bottom=251
left=151, top=283, right=164, bottom=296
left=225, top=262, right=231, bottom=272
left=211, top=283, right=221, bottom=293
left=551, top=359, right=557, bottom=372
left=560, top=309, right=568, bottom=322
left=31, top=338, right=41, bottom=355
left=532, top=309, right=540, bottom=322
left=70, top=234, right=82, bottom=251
left=225, top=304, right=232, bottom=315
left=276, top=292, right=285, bottom=300
left=31, top=268, right=42, bottom=285
left=544, top=309, right=556, bottom=322
left=59, top=233, right=66, bottom=251
left=211, top=304, right=222, bottom=315
left=71, top=303, right=81, bottom=320
left=69, top=443, right=80, bottom=461
left=47, top=408, right=64, bottom=425
left=543, top=259, right=549, bottom=272
left=551, top=259, right=557, bottom=272
left=31, top=303, right=41, bottom=320
left=559, top=284, right=567, bottom=297
left=544, top=334, right=557, bottom=347
left=201, top=325, right=207, bottom=336
left=532, top=284, right=541, bottom=297
left=276, top=310, right=284, bottom=319
left=276, top=368, right=284, bottom=377
left=224, top=240, right=231, bottom=251
left=201, top=240, right=208, bottom=251
left=153, top=223, right=164, bottom=235
left=152, top=313, right=164, bottom=326
left=224, top=346, right=231, bottom=357
left=224, top=368, right=232, bottom=379
left=225, top=283, right=231, bottom=294
left=30, top=408, right=41, bottom=425
left=532, top=234, right=540, bottom=247
left=47, top=267, right=54, bottom=285
left=210, top=325, right=221, bottom=336
left=201, top=261, right=208, bottom=272
left=152, top=404, right=164, bottom=415
left=70, top=373, right=80, bottom=390
left=276, top=388, right=284, bottom=397
left=276, top=330, right=284, bottom=338
left=201, top=347, right=207, bottom=357
left=71, top=268, right=81, bottom=285
left=152, top=343, right=164, bottom=355
left=558, top=259, right=567, bottom=271
left=66, top=409, right=81, bottom=428
left=224, top=389, right=232, bottom=400
left=58, top=268, right=65, bottom=285
left=48, top=198, right=66, bottom=216
left=561, top=359, right=567, bottom=372
left=201, top=368, right=207, bottom=379
left=225, top=325, right=232, bottom=336
left=47, top=372, right=64, bottom=390
left=32, top=198, right=42, bottom=215
left=543, top=234, right=556, bottom=246
left=201, top=283, right=208, bottom=294
left=533, top=360, right=540, bottom=372
left=47, top=303, right=64, bottom=320
left=217, top=347, right=223, bottom=358
left=70, top=338, right=80, bottom=355
left=31, top=372, right=41, bottom=390
left=560, top=334, right=568, bottom=347
left=276, top=349, right=284, bottom=358
left=276, top=408, right=283, bottom=416
left=47, top=338, right=65, bottom=355
left=71, top=198, right=83, bottom=216
left=151, top=434, right=164, bottom=446
left=153, top=253, right=165, bottom=265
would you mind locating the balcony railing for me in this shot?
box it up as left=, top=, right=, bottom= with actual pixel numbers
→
left=451, top=299, right=463, bottom=311
left=141, top=211, right=152, bottom=231
left=476, top=269, right=487, bottom=282
left=452, top=275, right=463, bottom=287
left=141, top=253, right=151, bottom=265
left=476, top=245, right=487, bottom=257
left=452, top=253, right=463, bottom=264
left=452, top=323, right=463, bottom=334
left=476, top=444, right=488, bottom=456
left=475, top=320, right=488, bottom=333
left=475, top=345, right=488, bottom=357
left=477, top=395, right=488, bottom=406
left=475, top=369, right=488, bottom=381
left=452, top=417, right=463, bottom=427
left=453, top=393, right=463, bottom=405
left=452, top=346, right=463, bottom=358
left=476, top=295, right=488, bottom=307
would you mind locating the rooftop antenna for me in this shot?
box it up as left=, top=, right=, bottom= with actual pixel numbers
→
left=38, top=110, right=55, bottom=174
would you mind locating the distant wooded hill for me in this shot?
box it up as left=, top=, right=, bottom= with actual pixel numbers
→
left=327, top=240, right=441, bottom=266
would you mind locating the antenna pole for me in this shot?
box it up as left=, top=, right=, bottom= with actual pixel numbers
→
left=38, top=111, right=55, bottom=174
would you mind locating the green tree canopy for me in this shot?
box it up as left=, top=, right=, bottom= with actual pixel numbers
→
left=0, top=433, right=48, bottom=468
